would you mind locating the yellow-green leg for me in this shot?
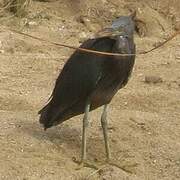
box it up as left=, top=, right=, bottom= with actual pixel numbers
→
left=81, top=103, right=90, bottom=162
left=101, top=104, right=110, bottom=161
left=75, top=103, right=98, bottom=170
left=101, top=104, right=137, bottom=173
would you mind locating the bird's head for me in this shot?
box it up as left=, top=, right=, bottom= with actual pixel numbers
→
left=96, top=13, right=136, bottom=53
left=96, top=12, right=135, bottom=39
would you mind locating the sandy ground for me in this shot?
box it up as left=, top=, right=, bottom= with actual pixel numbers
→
left=0, top=0, right=180, bottom=179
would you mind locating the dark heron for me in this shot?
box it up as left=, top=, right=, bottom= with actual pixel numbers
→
left=39, top=14, right=136, bottom=168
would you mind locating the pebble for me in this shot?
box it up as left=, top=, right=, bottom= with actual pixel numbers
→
left=0, top=49, right=4, bottom=53
left=78, top=16, right=90, bottom=24
left=161, top=62, right=170, bottom=65
left=108, top=126, right=116, bottom=133
left=124, top=101, right=128, bottom=105
left=153, top=41, right=162, bottom=47
left=145, top=75, right=163, bottom=84
left=28, top=21, right=38, bottom=27
left=0, top=41, right=5, bottom=53
left=175, top=51, right=180, bottom=60
left=0, top=41, right=2, bottom=48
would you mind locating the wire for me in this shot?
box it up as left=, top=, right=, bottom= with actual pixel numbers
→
left=0, top=26, right=179, bottom=57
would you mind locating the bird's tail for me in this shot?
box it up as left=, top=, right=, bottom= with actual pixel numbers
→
left=38, top=102, right=55, bottom=130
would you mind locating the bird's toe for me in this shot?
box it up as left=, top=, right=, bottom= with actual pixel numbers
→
left=72, top=157, right=99, bottom=170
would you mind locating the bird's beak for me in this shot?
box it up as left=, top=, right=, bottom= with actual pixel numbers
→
left=95, top=27, right=123, bottom=38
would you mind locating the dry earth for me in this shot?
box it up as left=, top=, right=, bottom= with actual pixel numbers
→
left=0, top=0, right=180, bottom=179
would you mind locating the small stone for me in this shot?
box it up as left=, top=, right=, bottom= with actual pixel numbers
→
left=145, top=76, right=163, bottom=84
left=138, top=73, right=143, bottom=77
left=161, top=62, right=170, bottom=65
left=0, top=49, right=4, bottom=53
left=153, top=41, right=162, bottom=47
left=28, top=21, right=38, bottom=27
left=109, top=7, right=116, bottom=14
left=78, top=16, right=90, bottom=24
left=58, top=25, right=65, bottom=31
left=175, top=52, right=180, bottom=60
left=108, top=126, right=116, bottom=133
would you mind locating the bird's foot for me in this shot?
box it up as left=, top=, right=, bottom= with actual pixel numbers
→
left=72, top=157, right=99, bottom=170
left=81, top=160, right=138, bottom=179
left=105, top=159, right=138, bottom=174
left=72, top=157, right=138, bottom=173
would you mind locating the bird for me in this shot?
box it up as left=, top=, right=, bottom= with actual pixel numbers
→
left=38, top=13, right=136, bottom=168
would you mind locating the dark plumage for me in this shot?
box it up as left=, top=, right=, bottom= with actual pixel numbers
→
left=39, top=14, right=136, bottom=166
left=39, top=35, right=135, bottom=128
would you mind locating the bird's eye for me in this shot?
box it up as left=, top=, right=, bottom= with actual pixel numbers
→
left=119, top=35, right=129, bottom=39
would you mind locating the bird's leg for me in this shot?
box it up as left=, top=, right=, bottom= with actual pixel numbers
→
left=101, top=104, right=110, bottom=161
left=75, top=103, right=98, bottom=170
left=81, top=103, right=90, bottom=162
left=100, top=105, right=138, bottom=174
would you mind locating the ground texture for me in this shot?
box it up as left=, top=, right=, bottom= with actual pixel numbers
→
left=0, top=0, right=180, bottom=179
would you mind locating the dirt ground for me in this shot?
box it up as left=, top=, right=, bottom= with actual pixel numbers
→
left=0, top=0, right=180, bottom=179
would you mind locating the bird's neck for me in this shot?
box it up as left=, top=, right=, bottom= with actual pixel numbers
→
left=114, top=36, right=135, bottom=54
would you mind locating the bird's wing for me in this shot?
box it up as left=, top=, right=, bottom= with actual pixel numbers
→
left=50, top=38, right=114, bottom=112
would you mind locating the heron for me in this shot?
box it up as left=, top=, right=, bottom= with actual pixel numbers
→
left=39, top=13, right=136, bottom=169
